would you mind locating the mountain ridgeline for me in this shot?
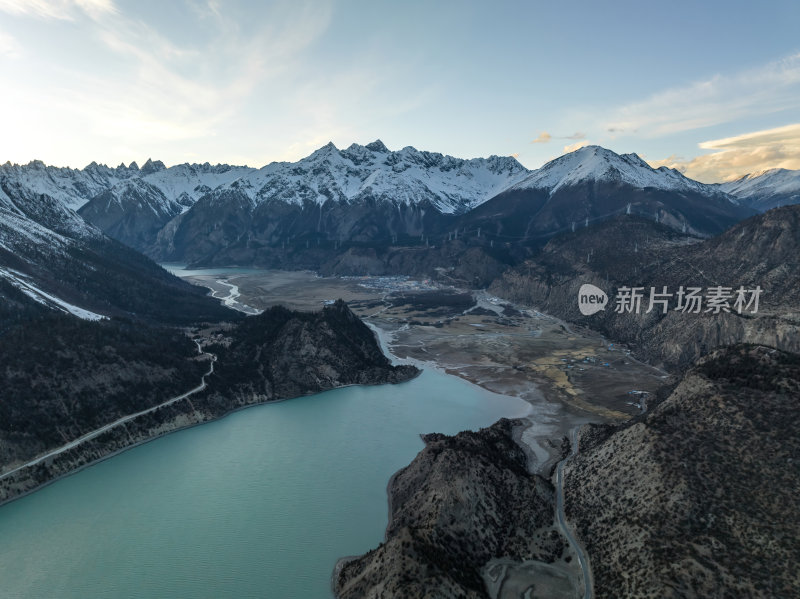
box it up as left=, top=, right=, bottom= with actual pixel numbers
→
left=719, top=167, right=800, bottom=211
left=2, top=142, right=777, bottom=271
left=463, top=146, right=752, bottom=243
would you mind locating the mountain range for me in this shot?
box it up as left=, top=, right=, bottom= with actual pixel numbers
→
left=8, top=142, right=795, bottom=272
left=3, top=139, right=795, bottom=336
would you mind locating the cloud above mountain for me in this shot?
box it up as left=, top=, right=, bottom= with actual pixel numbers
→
left=648, top=123, right=800, bottom=182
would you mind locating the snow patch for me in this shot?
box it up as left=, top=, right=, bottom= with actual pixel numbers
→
left=0, top=267, right=106, bottom=321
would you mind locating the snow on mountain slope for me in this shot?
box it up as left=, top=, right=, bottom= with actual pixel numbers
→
left=0, top=178, right=100, bottom=240
left=0, top=205, right=72, bottom=256
left=217, top=140, right=528, bottom=214
left=719, top=168, right=800, bottom=210
left=511, top=145, right=725, bottom=196
left=142, top=162, right=255, bottom=212
left=0, top=186, right=107, bottom=319
left=0, top=266, right=105, bottom=320
left=89, top=178, right=182, bottom=219
left=0, top=160, right=137, bottom=212
left=0, top=178, right=235, bottom=324
left=0, top=158, right=256, bottom=216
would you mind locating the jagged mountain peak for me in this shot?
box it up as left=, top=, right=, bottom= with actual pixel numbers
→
left=312, top=141, right=338, bottom=154
left=364, top=139, right=389, bottom=153
left=224, top=140, right=530, bottom=215
left=141, top=158, right=167, bottom=175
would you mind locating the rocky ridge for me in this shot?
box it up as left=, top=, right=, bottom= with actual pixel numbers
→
left=564, top=345, right=800, bottom=598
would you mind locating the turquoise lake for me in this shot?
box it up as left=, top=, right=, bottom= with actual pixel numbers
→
left=0, top=368, right=529, bottom=598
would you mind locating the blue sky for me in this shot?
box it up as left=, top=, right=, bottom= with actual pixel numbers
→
left=0, top=0, right=798, bottom=181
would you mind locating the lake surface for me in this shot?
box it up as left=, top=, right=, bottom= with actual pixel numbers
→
left=160, top=263, right=266, bottom=278
left=0, top=369, right=529, bottom=598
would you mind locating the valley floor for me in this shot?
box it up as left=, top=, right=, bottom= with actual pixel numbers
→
left=188, top=269, right=670, bottom=474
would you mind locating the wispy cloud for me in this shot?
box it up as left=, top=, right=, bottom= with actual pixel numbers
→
left=0, top=0, right=114, bottom=20
left=647, top=123, right=800, bottom=182
left=563, top=132, right=586, bottom=140
left=699, top=123, right=800, bottom=151
left=531, top=131, right=551, bottom=144
left=0, top=0, right=333, bottom=162
left=605, top=53, right=800, bottom=137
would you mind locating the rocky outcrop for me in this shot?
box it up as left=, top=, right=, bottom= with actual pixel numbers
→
left=334, top=419, right=577, bottom=599
left=564, top=345, right=800, bottom=598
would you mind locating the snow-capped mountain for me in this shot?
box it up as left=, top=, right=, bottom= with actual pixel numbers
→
left=719, top=168, right=800, bottom=212
left=139, top=141, right=529, bottom=265
left=133, top=160, right=256, bottom=210
left=0, top=157, right=254, bottom=217
left=464, top=145, right=753, bottom=241
left=74, top=160, right=254, bottom=251
left=80, top=141, right=522, bottom=255
left=0, top=175, right=234, bottom=324
left=6, top=142, right=760, bottom=271
left=0, top=159, right=137, bottom=212
left=219, top=140, right=527, bottom=214
left=511, top=145, right=724, bottom=196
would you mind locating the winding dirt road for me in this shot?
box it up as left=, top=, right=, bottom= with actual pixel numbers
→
left=555, top=426, right=594, bottom=599
left=0, top=341, right=216, bottom=481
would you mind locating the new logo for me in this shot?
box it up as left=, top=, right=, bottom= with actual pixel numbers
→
left=578, top=284, right=607, bottom=316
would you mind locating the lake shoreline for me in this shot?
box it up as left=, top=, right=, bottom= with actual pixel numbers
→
left=0, top=369, right=422, bottom=509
